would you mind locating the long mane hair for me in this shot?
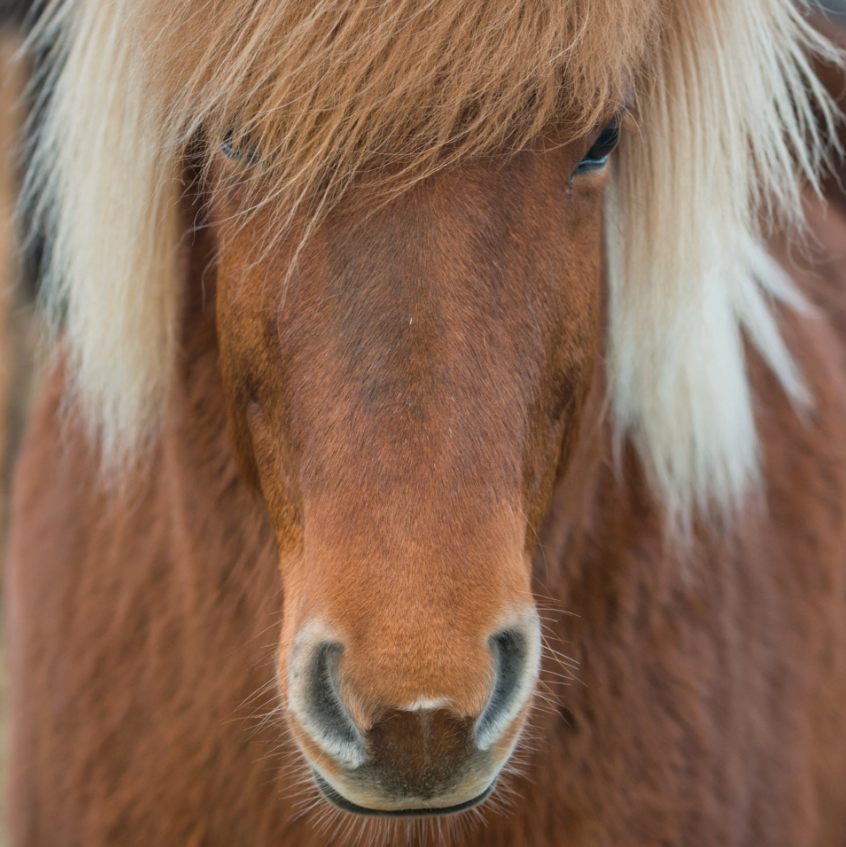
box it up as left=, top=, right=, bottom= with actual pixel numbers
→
left=25, top=0, right=839, bottom=527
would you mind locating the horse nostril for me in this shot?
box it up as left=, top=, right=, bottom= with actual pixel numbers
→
left=304, top=643, right=364, bottom=767
left=475, top=627, right=533, bottom=750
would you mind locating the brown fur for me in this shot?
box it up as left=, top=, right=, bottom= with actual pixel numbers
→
left=9, top=13, right=846, bottom=847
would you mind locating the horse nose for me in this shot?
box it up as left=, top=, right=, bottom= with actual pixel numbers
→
left=286, top=616, right=540, bottom=814
left=474, top=628, right=535, bottom=749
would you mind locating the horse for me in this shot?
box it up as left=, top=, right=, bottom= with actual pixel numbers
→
left=7, top=0, right=846, bottom=843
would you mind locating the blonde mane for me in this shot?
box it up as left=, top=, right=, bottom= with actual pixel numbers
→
left=26, top=0, right=839, bottom=525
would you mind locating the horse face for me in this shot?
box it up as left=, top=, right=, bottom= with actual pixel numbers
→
left=211, top=127, right=608, bottom=815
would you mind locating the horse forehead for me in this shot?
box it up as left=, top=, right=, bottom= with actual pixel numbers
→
left=218, top=141, right=596, bottom=423
left=265, top=148, right=577, bottom=315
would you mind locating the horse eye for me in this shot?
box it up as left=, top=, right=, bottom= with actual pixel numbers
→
left=573, top=120, right=621, bottom=176
left=220, top=128, right=261, bottom=165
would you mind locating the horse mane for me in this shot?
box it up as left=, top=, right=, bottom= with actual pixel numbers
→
left=25, top=0, right=839, bottom=528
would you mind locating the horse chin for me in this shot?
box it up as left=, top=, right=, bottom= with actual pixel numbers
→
left=312, top=770, right=497, bottom=818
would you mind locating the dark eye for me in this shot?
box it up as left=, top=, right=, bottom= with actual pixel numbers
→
left=573, top=120, right=621, bottom=176
left=220, top=128, right=261, bottom=165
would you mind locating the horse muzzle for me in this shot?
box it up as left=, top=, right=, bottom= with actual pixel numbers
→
left=285, top=613, right=541, bottom=816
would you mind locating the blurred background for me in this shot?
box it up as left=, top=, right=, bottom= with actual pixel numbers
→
left=0, top=1, right=846, bottom=844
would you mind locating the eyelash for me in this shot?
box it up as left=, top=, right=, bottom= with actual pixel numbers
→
left=220, top=128, right=261, bottom=165
left=572, top=120, right=621, bottom=176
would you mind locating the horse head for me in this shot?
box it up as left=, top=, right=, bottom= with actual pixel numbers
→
left=211, top=125, right=615, bottom=813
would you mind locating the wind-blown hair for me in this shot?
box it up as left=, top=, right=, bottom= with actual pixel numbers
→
left=26, top=0, right=839, bottom=525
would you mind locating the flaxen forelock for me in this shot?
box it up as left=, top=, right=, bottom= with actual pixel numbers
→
left=147, top=0, right=660, bottom=211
